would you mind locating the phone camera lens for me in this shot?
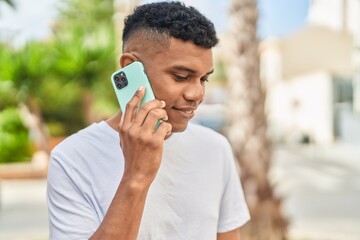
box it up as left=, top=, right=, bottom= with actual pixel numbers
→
left=116, top=82, right=122, bottom=89
left=114, top=72, right=128, bottom=89
left=114, top=75, right=120, bottom=82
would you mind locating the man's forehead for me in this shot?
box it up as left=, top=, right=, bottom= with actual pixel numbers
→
left=159, top=38, right=214, bottom=73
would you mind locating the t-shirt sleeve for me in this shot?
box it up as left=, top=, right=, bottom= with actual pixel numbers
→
left=47, top=152, right=99, bottom=239
left=217, top=139, right=250, bottom=233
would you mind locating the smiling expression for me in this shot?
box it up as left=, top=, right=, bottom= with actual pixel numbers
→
left=123, top=37, right=214, bottom=132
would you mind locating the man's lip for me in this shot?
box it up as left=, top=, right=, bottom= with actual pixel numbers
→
left=172, top=107, right=196, bottom=118
left=172, top=107, right=197, bottom=112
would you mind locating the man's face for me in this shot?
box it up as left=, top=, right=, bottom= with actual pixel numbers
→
left=141, top=38, right=214, bottom=132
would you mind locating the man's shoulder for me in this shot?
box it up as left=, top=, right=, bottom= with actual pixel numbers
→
left=52, top=121, right=117, bottom=156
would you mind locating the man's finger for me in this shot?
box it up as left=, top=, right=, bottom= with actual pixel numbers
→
left=118, top=114, right=125, bottom=147
left=140, top=108, right=168, bottom=133
left=154, top=122, right=172, bottom=140
left=122, top=86, right=145, bottom=129
left=133, top=100, right=166, bottom=127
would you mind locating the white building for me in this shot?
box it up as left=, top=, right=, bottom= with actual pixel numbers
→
left=261, top=0, right=360, bottom=144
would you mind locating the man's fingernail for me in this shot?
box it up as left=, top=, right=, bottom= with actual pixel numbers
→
left=161, top=100, right=166, bottom=106
left=138, top=85, right=145, bottom=91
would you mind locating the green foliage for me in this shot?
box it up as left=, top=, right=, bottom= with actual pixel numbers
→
left=52, top=27, right=115, bottom=87
left=0, top=81, right=18, bottom=109
left=210, top=59, right=228, bottom=85
left=0, top=0, right=118, bottom=138
left=57, top=0, right=114, bottom=31
left=0, top=108, right=32, bottom=163
left=0, top=41, right=52, bottom=103
left=49, top=0, right=117, bottom=127
left=54, top=0, right=116, bottom=86
left=37, top=77, right=85, bottom=136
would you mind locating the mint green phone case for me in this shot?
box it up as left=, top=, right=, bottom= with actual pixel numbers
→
left=111, top=61, right=161, bottom=129
left=111, top=61, right=155, bottom=113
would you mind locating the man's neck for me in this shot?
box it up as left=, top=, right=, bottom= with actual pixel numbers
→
left=106, top=111, right=122, bottom=132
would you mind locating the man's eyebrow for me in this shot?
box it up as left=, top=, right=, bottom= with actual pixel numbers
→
left=173, top=66, right=214, bottom=75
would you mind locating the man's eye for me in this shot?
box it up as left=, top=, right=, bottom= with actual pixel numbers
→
left=201, top=77, right=209, bottom=83
left=174, top=74, right=188, bottom=81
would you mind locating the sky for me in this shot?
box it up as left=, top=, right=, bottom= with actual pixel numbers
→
left=257, top=0, right=309, bottom=38
left=0, top=0, right=309, bottom=46
left=0, top=0, right=59, bottom=46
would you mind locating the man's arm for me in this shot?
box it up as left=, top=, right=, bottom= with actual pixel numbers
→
left=89, top=178, right=150, bottom=239
left=90, top=86, right=171, bottom=239
left=217, top=228, right=241, bottom=240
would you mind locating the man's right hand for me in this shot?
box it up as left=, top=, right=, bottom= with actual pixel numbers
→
left=118, top=85, right=172, bottom=187
left=91, top=86, right=172, bottom=239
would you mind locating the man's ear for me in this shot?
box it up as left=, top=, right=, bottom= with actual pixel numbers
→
left=120, top=53, right=137, bottom=68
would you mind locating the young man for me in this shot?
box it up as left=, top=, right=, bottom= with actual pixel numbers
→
left=47, top=2, right=250, bottom=239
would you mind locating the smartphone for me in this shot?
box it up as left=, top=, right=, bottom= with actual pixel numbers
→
left=111, top=61, right=162, bottom=129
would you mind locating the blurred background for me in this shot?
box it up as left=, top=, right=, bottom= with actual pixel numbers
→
left=0, top=0, right=359, bottom=239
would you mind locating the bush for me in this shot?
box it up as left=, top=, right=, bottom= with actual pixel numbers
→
left=0, top=107, right=33, bottom=163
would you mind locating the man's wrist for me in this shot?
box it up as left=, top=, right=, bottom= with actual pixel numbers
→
left=120, top=174, right=153, bottom=195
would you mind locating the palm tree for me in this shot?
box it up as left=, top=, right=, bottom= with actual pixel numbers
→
left=0, top=42, right=52, bottom=153
left=0, top=0, right=15, bottom=8
left=53, top=0, right=116, bottom=124
left=52, top=27, right=115, bottom=124
left=226, top=0, right=287, bottom=239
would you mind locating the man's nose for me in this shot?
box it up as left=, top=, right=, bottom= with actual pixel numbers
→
left=183, top=81, right=205, bottom=102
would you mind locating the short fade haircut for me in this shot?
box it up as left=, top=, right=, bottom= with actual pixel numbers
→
left=122, top=1, right=218, bottom=50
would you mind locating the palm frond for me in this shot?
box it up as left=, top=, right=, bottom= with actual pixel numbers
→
left=2, top=0, right=16, bottom=9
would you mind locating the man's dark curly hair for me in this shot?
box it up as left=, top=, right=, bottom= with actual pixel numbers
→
left=122, top=1, right=218, bottom=49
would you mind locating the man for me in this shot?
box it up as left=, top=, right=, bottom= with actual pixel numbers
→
left=47, top=1, right=250, bottom=239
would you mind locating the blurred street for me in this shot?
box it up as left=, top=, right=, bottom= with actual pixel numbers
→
left=0, top=179, right=48, bottom=240
left=0, top=143, right=359, bottom=240
left=271, top=143, right=360, bottom=240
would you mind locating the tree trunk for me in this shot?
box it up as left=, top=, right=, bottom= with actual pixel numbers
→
left=20, top=94, right=50, bottom=154
left=226, top=0, right=287, bottom=239
left=83, top=88, right=95, bottom=124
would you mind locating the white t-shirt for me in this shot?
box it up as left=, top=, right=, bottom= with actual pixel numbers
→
left=47, top=121, right=250, bottom=240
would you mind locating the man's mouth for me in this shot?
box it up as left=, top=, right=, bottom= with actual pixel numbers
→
left=172, top=107, right=196, bottom=119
